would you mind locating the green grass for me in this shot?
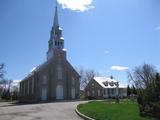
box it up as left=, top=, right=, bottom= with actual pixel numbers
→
left=77, top=100, right=155, bottom=120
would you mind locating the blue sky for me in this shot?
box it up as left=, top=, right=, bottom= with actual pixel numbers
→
left=0, top=0, right=160, bottom=85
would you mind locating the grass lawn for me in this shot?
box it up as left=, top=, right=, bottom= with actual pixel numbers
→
left=77, top=100, right=155, bottom=120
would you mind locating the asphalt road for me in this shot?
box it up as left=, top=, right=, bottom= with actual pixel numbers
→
left=0, top=101, right=86, bottom=120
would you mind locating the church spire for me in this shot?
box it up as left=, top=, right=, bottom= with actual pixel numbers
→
left=53, top=1, right=59, bottom=27
left=47, top=1, right=65, bottom=60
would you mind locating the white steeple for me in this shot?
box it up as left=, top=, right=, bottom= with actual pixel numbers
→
left=47, top=1, right=65, bottom=60
left=53, top=1, right=59, bottom=28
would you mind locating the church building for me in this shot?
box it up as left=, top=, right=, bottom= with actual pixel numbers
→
left=19, top=4, right=80, bottom=102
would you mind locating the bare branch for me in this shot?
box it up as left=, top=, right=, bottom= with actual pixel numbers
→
left=128, top=63, right=157, bottom=89
left=77, top=68, right=96, bottom=90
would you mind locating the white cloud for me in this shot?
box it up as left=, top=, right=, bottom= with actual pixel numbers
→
left=110, top=66, right=129, bottom=71
left=105, top=50, right=110, bottom=54
left=57, top=0, right=94, bottom=12
left=156, top=26, right=160, bottom=30
left=13, top=80, right=21, bottom=83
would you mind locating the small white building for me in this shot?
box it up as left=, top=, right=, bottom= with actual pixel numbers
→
left=85, top=77, right=127, bottom=99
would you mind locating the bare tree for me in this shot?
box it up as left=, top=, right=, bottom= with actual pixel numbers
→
left=128, top=64, right=160, bottom=118
left=11, top=85, right=19, bottom=100
left=7, top=79, right=13, bottom=93
left=0, top=63, right=5, bottom=80
left=78, top=68, right=97, bottom=90
left=0, top=63, right=5, bottom=98
left=128, top=63, right=157, bottom=89
left=0, top=64, right=14, bottom=99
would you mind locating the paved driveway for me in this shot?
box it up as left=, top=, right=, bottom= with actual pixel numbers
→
left=0, top=101, right=86, bottom=120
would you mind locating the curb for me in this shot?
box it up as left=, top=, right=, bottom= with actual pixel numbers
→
left=75, top=108, right=95, bottom=120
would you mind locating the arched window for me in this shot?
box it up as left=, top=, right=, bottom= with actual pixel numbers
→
left=72, top=77, right=75, bottom=85
left=57, top=65, right=63, bottom=79
left=87, top=91, right=90, bottom=96
left=42, top=75, right=47, bottom=84
left=24, top=81, right=25, bottom=96
left=92, top=90, right=95, bottom=96
left=98, top=89, right=100, bottom=96
left=28, top=80, right=29, bottom=95
left=32, top=78, right=34, bottom=94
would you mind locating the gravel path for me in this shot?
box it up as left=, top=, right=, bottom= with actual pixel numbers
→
left=0, top=101, right=86, bottom=120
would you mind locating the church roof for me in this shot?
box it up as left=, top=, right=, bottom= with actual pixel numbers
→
left=93, top=77, right=127, bottom=88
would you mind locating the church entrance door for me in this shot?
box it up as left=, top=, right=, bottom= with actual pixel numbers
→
left=41, top=87, right=47, bottom=101
left=56, top=85, right=64, bottom=100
